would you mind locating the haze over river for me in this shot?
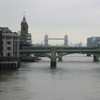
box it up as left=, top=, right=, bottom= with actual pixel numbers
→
left=0, top=54, right=100, bottom=100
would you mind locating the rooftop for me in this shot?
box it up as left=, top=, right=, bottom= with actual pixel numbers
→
left=0, top=27, right=12, bottom=33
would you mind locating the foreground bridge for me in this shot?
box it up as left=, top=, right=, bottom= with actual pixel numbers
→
left=20, top=46, right=100, bottom=69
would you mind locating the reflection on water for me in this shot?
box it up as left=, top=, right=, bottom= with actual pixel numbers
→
left=0, top=54, right=100, bottom=100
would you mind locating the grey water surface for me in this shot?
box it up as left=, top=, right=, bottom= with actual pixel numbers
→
left=0, top=54, right=100, bottom=100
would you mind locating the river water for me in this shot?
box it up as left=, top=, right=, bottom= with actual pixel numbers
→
left=0, top=54, right=100, bottom=100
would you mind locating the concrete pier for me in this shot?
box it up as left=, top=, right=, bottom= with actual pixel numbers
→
left=50, top=59, right=56, bottom=69
left=0, top=62, right=20, bottom=70
left=93, top=55, right=99, bottom=62
left=58, top=56, right=62, bottom=62
left=87, top=54, right=91, bottom=56
left=50, top=47, right=56, bottom=69
left=0, top=57, right=20, bottom=70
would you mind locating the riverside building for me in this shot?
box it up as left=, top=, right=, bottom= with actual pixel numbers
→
left=0, top=27, right=20, bottom=70
left=87, top=37, right=100, bottom=47
left=19, top=16, right=32, bottom=58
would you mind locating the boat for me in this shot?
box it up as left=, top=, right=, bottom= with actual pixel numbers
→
left=20, top=56, right=40, bottom=62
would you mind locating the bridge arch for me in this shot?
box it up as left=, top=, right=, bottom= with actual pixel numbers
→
left=56, top=52, right=100, bottom=58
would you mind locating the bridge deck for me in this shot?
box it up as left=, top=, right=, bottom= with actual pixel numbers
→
left=20, top=46, right=100, bottom=55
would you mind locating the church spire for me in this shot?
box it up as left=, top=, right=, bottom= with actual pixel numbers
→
left=21, top=15, right=28, bottom=26
left=20, top=14, right=28, bottom=42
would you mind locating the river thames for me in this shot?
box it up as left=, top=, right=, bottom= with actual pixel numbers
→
left=0, top=54, right=100, bottom=100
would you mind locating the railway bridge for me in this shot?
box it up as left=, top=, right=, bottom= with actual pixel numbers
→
left=20, top=46, right=100, bottom=69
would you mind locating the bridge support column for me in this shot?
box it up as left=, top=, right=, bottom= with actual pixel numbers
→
left=87, top=54, right=91, bottom=56
left=50, top=48, right=56, bottom=69
left=50, top=59, right=56, bottom=69
left=93, top=55, right=99, bottom=62
left=58, top=56, right=62, bottom=62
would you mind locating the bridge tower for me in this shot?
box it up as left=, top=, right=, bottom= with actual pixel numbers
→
left=44, top=34, right=48, bottom=46
left=64, top=35, right=68, bottom=46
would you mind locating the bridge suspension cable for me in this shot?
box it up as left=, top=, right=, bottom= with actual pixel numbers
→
left=39, top=35, right=77, bottom=47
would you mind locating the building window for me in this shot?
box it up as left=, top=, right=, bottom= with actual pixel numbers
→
left=7, top=53, right=11, bottom=56
left=23, top=26, right=25, bottom=31
left=2, top=37, right=4, bottom=39
left=15, top=52, right=17, bottom=56
left=7, top=47, right=11, bottom=50
left=6, top=37, right=9, bottom=39
left=7, top=41, right=11, bottom=45
left=14, top=37, right=17, bottom=40
left=1, top=53, right=3, bottom=56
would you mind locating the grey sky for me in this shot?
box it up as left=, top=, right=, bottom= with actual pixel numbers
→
left=0, top=0, right=100, bottom=45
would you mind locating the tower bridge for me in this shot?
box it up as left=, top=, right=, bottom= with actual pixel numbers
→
left=20, top=46, right=100, bottom=69
left=44, top=34, right=68, bottom=46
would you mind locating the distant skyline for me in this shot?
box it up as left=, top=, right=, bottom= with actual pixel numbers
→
left=0, top=0, right=100, bottom=45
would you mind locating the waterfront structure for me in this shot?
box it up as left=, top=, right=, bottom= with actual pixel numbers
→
left=20, top=46, right=100, bottom=69
left=0, top=27, right=20, bottom=70
left=20, top=16, right=32, bottom=44
left=87, top=37, right=100, bottom=47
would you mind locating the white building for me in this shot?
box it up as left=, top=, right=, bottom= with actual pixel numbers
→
left=0, top=27, right=20, bottom=69
left=0, top=27, right=19, bottom=57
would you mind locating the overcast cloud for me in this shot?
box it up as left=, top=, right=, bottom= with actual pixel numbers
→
left=0, top=0, right=100, bottom=45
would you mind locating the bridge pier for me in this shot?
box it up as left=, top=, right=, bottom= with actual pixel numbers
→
left=50, top=47, right=57, bottom=69
left=50, top=59, right=56, bottom=69
left=93, top=55, right=99, bottom=62
left=57, top=53, right=63, bottom=62
left=58, top=56, right=62, bottom=62
left=87, top=54, right=91, bottom=56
